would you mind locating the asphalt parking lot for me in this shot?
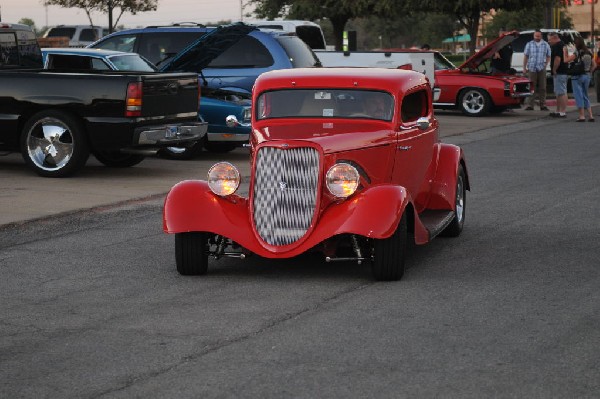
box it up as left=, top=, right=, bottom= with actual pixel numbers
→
left=0, top=101, right=596, bottom=228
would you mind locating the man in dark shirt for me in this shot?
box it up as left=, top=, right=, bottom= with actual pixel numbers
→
left=548, top=32, right=569, bottom=117
left=491, top=30, right=513, bottom=74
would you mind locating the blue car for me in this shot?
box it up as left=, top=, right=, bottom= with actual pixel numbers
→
left=89, top=23, right=320, bottom=157
left=41, top=47, right=157, bottom=71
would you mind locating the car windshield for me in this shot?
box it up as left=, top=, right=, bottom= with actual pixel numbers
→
left=256, top=89, right=394, bottom=121
left=108, top=54, right=157, bottom=71
left=434, top=52, right=456, bottom=70
left=275, top=35, right=321, bottom=67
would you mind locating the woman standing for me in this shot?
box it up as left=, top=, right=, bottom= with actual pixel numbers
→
left=570, top=37, right=596, bottom=122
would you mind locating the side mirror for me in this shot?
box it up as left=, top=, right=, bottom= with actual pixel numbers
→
left=225, top=115, right=251, bottom=128
left=416, top=116, right=430, bottom=130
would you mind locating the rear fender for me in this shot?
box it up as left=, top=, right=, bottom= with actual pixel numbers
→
left=427, top=144, right=469, bottom=210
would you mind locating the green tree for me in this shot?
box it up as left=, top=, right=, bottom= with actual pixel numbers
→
left=250, top=0, right=397, bottom=50
left=483, top=8, right=572, bottom=39
left=400, top=0, right=549, bottom=54
left=43, top=0, right=158, bottom=33
left=18, top=18, right=38, bottom=34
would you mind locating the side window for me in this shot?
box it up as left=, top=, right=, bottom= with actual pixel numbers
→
left=207, top=36, right=274, bottom=68
left=93, top=34, right=137, bottom=53
left=17, top=30, right=43, bottom=68
left=91, top=58, right=111, bottom=70
left=79, top=29, right=99, bottom=42
left=49, top=54, right=92, bottom=70
left=137, top=32, right=206, bottom=65
left=0, top=33, right=19, bottom=66
left=401, top=90, right=428, bottom=123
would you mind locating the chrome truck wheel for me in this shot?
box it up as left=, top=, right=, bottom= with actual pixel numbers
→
left=21, top=110, right=89, bottom=177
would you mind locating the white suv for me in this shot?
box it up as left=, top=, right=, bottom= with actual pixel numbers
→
left=511, top=29, right=582, bottom=74
left=43, top=25, right=108, bottom=47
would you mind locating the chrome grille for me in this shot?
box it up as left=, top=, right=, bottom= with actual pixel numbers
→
left=253, top=146, right=319, bottom=246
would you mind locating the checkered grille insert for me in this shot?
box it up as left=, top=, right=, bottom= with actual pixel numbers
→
left=253, top=146, right=320, bottom=246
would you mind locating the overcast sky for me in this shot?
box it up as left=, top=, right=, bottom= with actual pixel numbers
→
left=1, top=0, right=256, bottom=29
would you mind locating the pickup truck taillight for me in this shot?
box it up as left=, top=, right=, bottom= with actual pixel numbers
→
left=126, top=82, right=143, bottom=117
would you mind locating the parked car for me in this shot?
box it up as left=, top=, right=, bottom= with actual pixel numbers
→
left=90, top=22, right=320, bottom=156
left=0, top=23, right=206, bottom=177
left=40, top=47, right=249, bottom=158
left=41, top=48, right=157, bottom=71
left=163, top=68, right=469, bottom=281
left=43, top=25, right=108, bottom=47
left=432, top=31, right=532, bottom=116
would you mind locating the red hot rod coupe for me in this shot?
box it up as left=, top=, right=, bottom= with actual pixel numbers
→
left=163, top=68, right=469, bottom=281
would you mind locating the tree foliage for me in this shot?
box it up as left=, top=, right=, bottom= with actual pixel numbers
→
left=399, top=0, right=549, bottom=54
left=43, top=0, right=158, bottom=32
left=250, top=0, right=397, bottom=50
left=483, top=8, right=572, bottom=39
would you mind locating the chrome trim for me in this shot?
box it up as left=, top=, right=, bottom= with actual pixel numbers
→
left=137, top=122, right=207, bottom=145
left=206, top=132, right=249, bottom=142
left=252, top=146, right=319, bottom=246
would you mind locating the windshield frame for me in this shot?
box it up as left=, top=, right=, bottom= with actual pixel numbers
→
left=256, top=88, right=395, bottom=121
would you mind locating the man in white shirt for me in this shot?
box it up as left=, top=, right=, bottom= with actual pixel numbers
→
left=523, top=30, right=551, bottom=111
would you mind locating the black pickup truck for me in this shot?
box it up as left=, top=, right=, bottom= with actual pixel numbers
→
left=0, top=23, right=207, bottom=177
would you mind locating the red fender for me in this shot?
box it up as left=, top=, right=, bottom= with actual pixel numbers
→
left=163, top=181, right=412, bottom=258
left=427, top=143, right=469, bottom=210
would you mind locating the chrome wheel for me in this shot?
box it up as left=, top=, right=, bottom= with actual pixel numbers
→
left=27, top=118, right=74, bottom=172
left=21, top=110, right=89, bottom=177
left=459, top=89, right=489, bottom=116
left=456, top=173, right=465, bottom=224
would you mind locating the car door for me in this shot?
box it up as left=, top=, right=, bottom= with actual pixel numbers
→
left=391, top=88, right=436, bottom=205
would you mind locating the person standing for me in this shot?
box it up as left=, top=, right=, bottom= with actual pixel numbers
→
left=523, top=30, right=551, bottom=110
left=594, top=41, right=600, bottom=103
left=547, top=32, right=569, bottom=118
left=569, top=37, right=596, bottom=122
left=491, top=29, right=513, bottom=74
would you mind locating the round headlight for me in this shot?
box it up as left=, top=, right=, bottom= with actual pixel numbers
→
left=326, top=163, right=360, bottom=198
left=208, top=162, right=240, bottom=196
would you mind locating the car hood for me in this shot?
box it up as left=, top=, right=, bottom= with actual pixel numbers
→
left=253, top=120, right=394, bottom=153
left=458, top=31, right=519, bottom=70
left=160, top=22, right=258, bottom=72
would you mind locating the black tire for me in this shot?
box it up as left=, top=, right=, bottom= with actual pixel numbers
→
left=158, top=141, right=203, bottom=160
left=490, top=106, right=508, bottom=114
left=458, top=88, right=491, bottom=117
left=175, top=232, right=208, bottom=275
left=20, top=110, right=89, bottom=177
left=371, top=212, right=407, bottom=281
left=94, top=151, right=145, bottom=167
left=203, top=141, right=238, bottom=153
left=441, top=165, right=466, bottom=237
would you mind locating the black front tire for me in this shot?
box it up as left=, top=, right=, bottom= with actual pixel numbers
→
left=175, top=232, right=208, bottom=275
left=441, top=165, right=466, bottom=237
left=94, top=151, right=145, bottom=167
left=203, top=141, right=238, bottom=153
left=371, top=213, right=407, bottom=281
left=21, top=110, right=89, bottom=177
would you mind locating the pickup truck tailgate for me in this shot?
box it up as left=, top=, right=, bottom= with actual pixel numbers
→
left=141, top=73, right=199, bottom=117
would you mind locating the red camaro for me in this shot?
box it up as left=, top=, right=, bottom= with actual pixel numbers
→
left=163, top=68, right=469, bottom=281
left=433, top=31, right=532, bottom=116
